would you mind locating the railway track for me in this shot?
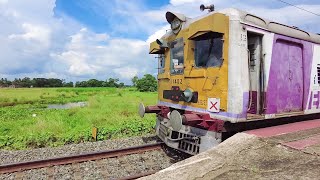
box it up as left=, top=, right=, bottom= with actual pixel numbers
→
left=0, top=142, right=164, bottom=179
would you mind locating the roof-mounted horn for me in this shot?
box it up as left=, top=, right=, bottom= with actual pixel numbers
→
left=200, top=4, right=215, bottom=12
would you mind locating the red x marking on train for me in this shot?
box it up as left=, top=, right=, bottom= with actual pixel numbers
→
left=210, top=102, right=218, bottom=110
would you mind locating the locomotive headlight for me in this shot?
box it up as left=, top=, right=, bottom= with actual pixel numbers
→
left=166, top=11, right=186, bottom=35
left=171, top=17, right=181, bottom=30
left=182, top=88, right=193, bottom=102
left=171, top=17, right=182, bottom=34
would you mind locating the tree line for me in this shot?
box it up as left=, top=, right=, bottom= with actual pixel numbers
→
left=75, top=78, right=124, bottom=88
left=0, top=78, right=70, bottom=88
left=0, top=77, right=125, bottom=88
left=0, top=74, right=158, bottom=91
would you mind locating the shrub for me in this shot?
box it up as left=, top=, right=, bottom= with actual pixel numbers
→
left=136, top=74, right=157, bottom=92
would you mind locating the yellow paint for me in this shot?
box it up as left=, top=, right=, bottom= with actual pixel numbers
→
left=158, top=72, right=170, bottom=80
left=149, top=41, right=163, bottom=54
left=151, top=13, right=229, bottom=112
left=188, top=13, right=228, bottom=39
left=92, top=127, right=98, bottom=141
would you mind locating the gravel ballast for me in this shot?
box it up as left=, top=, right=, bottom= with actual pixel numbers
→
left=0, top=135, right=158, bottom=165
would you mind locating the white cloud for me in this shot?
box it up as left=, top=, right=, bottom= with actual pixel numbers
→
left=52, top=27, right=153, bottom=80
left=53, top=51, right=100, bottom=76
left=146, top=25, right=170, bottom=43
left=0, top=0, right=81, bottom=76
left=113, top=67, right=139, bottom=79
left=0, top=0, right=149, bottom=82
left=0, top=0, right=319, bottom=85
left=247, top=5, right=320, bottom=32
left=170, top=0, right=213, bottom=6
left=9, top=23, right=51, bottom=48
left=0, top=0, right=7, bottom=4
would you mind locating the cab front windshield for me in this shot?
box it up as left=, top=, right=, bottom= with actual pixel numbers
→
left=170, top=38, right=184, bottom=74
left=194, top=32, right=223, bottom=68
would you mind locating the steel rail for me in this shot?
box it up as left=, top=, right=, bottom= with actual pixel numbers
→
left=0, top=142, right=164, bottom=174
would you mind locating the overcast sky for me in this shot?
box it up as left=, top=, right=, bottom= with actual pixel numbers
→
left=0, top=0, right=319, bottom=84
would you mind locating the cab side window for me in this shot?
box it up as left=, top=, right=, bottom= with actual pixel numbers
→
left=194, top=32, right=223, bottom=68
left=158, top=54, right=165, bottom=74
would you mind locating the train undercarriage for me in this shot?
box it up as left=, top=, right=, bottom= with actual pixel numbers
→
left=140, top=103, right=320, bottom=155
left=155, top=116, right=222, bottom=155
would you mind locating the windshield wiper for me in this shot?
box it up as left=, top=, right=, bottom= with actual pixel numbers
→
left=207, top=38, right=214, bottom=59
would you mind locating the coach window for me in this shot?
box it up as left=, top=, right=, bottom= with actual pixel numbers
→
left=170, top=38, right=184, bottom=74
left=194, top=32, right=223, bottom=68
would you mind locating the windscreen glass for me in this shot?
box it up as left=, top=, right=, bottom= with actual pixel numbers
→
left=194, top=32, right=223, bottom=68
left=170, top=38, right=184, bottom=74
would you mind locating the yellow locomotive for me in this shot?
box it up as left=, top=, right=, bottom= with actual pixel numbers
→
left=139, top=4, right=320, bottom=154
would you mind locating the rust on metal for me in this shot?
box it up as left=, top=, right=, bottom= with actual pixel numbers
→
left=0, top=142, right=164, bottom=174
left=145, top=105, right=162, bottom=114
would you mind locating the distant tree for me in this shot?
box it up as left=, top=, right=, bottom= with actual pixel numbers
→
left=0, top=78, right=11, bottom=87
left=76, top=81, right=88, bottom=87
left=75, top=81, right=84, bottom=87
left=105, top=78, right=119, bottom=87
left=87, top=79, right=103, bottom=87
left=118, top=82, right=125, bottom=88
left=32, top=78, right=63, bottom=87
left=48, top=78, right=63, bottom=87
left=12, top=78, right=22, bottom=87
left=33, top=78, right=46, bottom=87
left=63, top=81, right=74, bottom=87
left=21, top=77, right=32, bottom=87
left=131, top=76, right=139, bottom=87
left=136, top=74, right=157, bottom=92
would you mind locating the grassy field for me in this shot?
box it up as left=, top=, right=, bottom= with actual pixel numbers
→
left=0, top=87, right=158, bottom=150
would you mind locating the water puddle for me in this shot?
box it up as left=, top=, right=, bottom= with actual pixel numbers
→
left=47, top=102, right=87, bottom=109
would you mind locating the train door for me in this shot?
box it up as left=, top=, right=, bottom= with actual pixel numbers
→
left=247, top=32, right=264, bottom=115
left=273, top=40, right=303, bottom=113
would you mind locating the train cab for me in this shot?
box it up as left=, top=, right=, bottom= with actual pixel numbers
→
left=139, top=4, right=320, bottom=154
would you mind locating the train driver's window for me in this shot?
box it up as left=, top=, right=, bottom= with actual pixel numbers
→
left=170, top=38, right=184, bottom=74
left=158, top=54, right=165, bottom=74
left=194, top=32, right=223, bottom=68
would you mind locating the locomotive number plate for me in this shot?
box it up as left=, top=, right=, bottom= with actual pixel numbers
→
left=171, top=79, right=183, bottom=85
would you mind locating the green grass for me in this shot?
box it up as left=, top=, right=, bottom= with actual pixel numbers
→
left=0, top=87, right=157, bottom=150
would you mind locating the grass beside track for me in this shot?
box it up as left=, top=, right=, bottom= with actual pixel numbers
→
left=0, top=87, right=157, bottom=150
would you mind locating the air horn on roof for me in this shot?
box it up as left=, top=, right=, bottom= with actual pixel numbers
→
left=200, top=4, right=215, bottom=12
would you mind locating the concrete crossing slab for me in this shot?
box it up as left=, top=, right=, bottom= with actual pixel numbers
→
left=282, top=134, right=320, bottom=150
left=245, top=119, right=320, bottom=152
left=141, top=120, right=320, bottom=180
left=245, top=119, right=320, bottom=137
